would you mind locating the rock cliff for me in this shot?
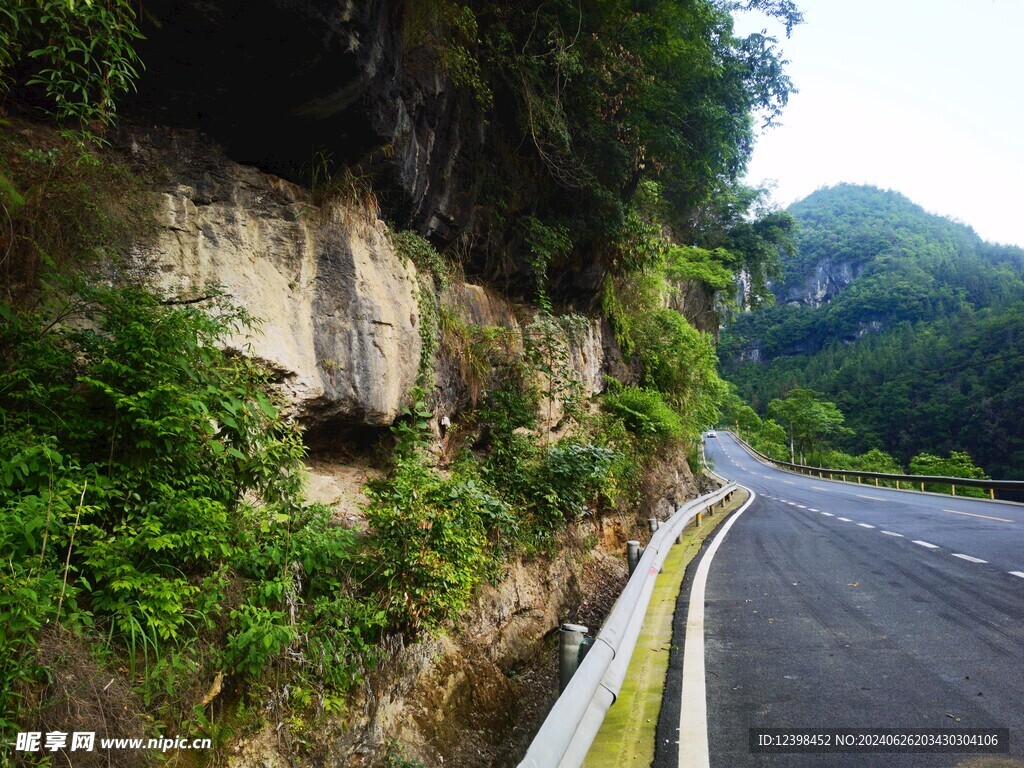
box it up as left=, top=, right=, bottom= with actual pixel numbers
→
left=119, top=127, right=632, bottom=437
left=123, top=128, right=423, bottom=428
left=778, top=256, right=861, bottom=308
left=106, top=125, right=702, bottom=768
left=127, top=0, right=484, bottom=241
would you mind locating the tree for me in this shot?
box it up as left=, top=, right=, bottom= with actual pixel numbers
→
left=768, top=388, right=850, bottom=464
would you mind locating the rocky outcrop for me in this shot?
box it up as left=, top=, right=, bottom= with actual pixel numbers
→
left=668, top=278, right=719, bottom=336
left=779, top=257, right=861, bottom=308
left=127, top=0, right=484, bottom=241
left=119, top=128, right=631, bottom=437
left=123, top=129, right=422, bottom=427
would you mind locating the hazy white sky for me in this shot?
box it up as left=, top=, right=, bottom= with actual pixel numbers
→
left=733, top=0, right=1024, bottom=247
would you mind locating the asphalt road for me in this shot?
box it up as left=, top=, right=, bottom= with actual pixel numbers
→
left=655, top=431, right=1024, bottom=768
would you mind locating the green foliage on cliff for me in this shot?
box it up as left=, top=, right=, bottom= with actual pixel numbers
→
left=598, top=193, right=730, bottom=442
left=421, top=0, right=802, bottom=304
left=0, top=127, right=151, bottom=299
left=0, top=0, right=143, bottom=132
left=722, top=184, right=1024, bottom=480
left=0, top=284, right=377, bottom=732
left=604, top=384, right=683, bottom=441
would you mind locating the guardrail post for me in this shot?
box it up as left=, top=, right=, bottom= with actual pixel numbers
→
left=647, top=518, right=659, bottom=534
left=559, top=624, right=589, bottom=693
left=626, top=540, right=642, bottom=576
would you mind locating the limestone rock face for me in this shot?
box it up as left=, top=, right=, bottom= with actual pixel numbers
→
left=126, top=130, right=421, bottom=427
left=781, top=257, right=860, bottom=308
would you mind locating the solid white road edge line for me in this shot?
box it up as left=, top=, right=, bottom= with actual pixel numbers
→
left=942, top=508, right=1015, bottom=523
left=678, top=487, right=757, bottom=768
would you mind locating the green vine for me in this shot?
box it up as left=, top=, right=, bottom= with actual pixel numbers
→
left=390, top=231, right=451, bottom=386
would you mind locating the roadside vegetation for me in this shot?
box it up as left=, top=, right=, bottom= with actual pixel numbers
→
left=720, top=388, right=989, bottom=497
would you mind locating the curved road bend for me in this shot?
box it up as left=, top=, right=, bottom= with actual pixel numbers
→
left=654, top=431, right=1024, bottom=768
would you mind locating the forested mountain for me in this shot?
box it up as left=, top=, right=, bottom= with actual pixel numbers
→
left=721, top=184, right=1024, bottom=480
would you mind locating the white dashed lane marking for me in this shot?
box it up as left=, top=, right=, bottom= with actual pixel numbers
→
left=739, top=451, right=1016, bottom=577
left=952, top=554, right=987, bottom=564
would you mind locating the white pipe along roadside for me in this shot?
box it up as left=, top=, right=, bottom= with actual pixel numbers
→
left=517, top=481, right=739, bottom=768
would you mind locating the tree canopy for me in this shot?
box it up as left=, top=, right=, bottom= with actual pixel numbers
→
left=767, top=388, right=849, bottom=463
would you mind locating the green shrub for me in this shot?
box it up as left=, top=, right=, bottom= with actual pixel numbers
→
left=0, top=283, right=378, bottom=733
left=909, top=450, right=988, bottom=497
left=603, top=385, right=683, bottom=441
left=851, top=448, right=904, bottom=475
left=225, top=605, right=296, bottom=678
left=363, top=459, right=496, bottom=632
left=531, top=441, right=616, bottom=525
left=0, top=130, right=151, bottom=297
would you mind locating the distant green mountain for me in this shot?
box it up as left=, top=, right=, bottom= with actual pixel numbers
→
left=721, top=184, right=1024, bottom=480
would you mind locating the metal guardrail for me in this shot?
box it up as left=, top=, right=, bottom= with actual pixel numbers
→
left=517, top=482, right=739, bottom=768
left=726, top=430, right=1024, bottom=499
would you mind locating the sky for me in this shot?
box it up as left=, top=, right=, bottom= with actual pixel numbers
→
left=732, top=0, right=1024, bottom=247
